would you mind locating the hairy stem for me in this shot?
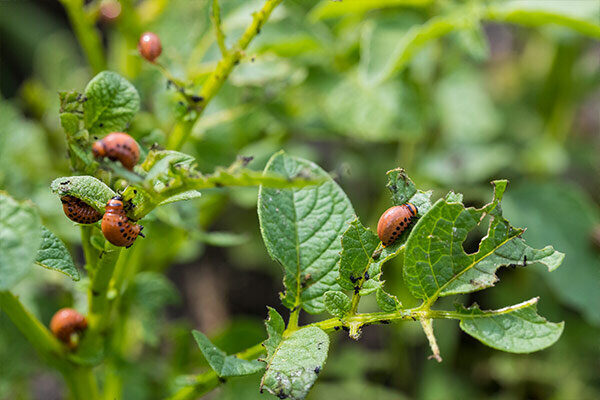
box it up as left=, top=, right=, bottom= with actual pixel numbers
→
left=60, top=0, right=106, bottom=74
left=167, top=0, right=283, bottom=150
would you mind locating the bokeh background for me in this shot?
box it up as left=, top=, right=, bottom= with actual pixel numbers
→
left=1, top=0, right=599, bottom=399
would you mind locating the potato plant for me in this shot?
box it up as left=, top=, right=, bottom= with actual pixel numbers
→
left=1, top=1, right=599, bottom=399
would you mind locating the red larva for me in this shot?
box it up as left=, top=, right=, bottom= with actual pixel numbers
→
left=101, top=196, right=144, bottom=248
left=377, top=203, right=418, bottom=247
left=61, top=195, right=102, bottom=224
left=50, top=308, right=87, bottom=348
left=92, top=132, right=140, bottom=170
left=138, top=32, right=162, bottom=62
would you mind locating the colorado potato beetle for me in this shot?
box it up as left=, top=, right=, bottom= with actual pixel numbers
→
left=61, top=195, right=102, bottom=224
left=138, top=32, right=162, bottom=62
left=50, top=308, right=87, bottom=348
left=92, top=132, right=140, bottom=170
left=101, top=196, right=144, bottom=248
left=377, top=203, right=418, bottom=246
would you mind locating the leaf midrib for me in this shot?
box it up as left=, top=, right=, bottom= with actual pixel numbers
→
left=428, top=225, right=520, bottom=303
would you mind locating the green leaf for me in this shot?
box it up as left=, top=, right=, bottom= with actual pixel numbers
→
left=0, top=192, right=42, bottom=290
left=485, top=0, right=600, bottom=38
left=324, top=73, right=416, bottom=141
left=359, top=15, right=423, bottom=86
left=370, top=9, right=479, bottom=83
left=337, top=219, right=380, bottom=291
left=324, top=291, right=352, bottom=318
left=51, top=176, right=116, bottom=212
left=263, top=307, right=285, bottom=357
left=158, top=190, right=202, bottom=206
left=83, top=71, right=140, bottom=135
left=309, top=0, right=431, bottom=21
left=260, top=326, right=329, bottom=400
left=126, top=272, right=180, bottom=346
left=35, top=226, right=79, bottom=281
left=140, top=150, right=196, bottom=183
left=258, top=151, right=355, bottom=314
left=375, top=288, right=402, bottom=312
left=129, top=272, right=180, bottom=311
left=192, top=330, right=264, bottom=377
left=403, top=180, right=564, bottom=302
left=455, top=23, right=490, bottom=62
left=435, top=69, right=501, bottom=142
left=59, top=113, right=80, bottom=136
left=457, top=297, right=564, bottom=353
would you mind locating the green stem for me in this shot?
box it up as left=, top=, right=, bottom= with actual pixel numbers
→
left=64, top=366, right=100, bottom=400
left=60, top=0, right=106, bottom=74
left=167, top=0, right=284, bottom=151
left=81, top=226, right=99, bottom=273
left=211, top=0, right=228, bottom=56
left=87, top=246, right=122, bottom=332
left=287, top=307, right=300, bottom=332
left=0, top=291, right=65, bottom=366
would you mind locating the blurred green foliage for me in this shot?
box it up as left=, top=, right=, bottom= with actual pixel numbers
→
left=1, top=0, right=599, bottom=399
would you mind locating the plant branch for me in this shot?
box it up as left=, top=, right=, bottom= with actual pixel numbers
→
left=60, top=0, right=106, bottom=74
left=167, top=0, right=283, bottom=150
left=167, top=305, right=475, bottom=399
left=211, top=0, right=228, bottom=56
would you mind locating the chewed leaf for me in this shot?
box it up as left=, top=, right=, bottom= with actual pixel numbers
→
left=263, top=307, right=285, bottom=357
left=324, top=291, right=352, bottom=318
left=192, top=331, right=264, bottom=377
left=385, top=168, right=416, bottom=205
left=341, top=170, right=431, bottom=296
left=337, top=219, right=380, bottom=292
left=442, top=237, right=564, bottom=296
left=258, top=151, right=355, bottom=314
left=35, top=227, right=79, bottom=281
left=83, top=71, right=140, bottom=135
left=260, top=326, right=329, bottom=400
left=51, top=176, right=116, bottom=212
left=386, top=167, right=432, bottom=213
left=457, top=298, right=564, bottom=353
left=376, top=288, right=402, bottom=312
left=0, top=192, right=41, bottom=290
left=403, top=180, right=564, bottom=301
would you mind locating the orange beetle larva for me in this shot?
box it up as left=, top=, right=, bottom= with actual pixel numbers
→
left=138, top=31, right=162, bottom=62
left=377, top=203, right=418, bottom=247
left=101, top=196, right=144, bottom=248
left=50, top=308, right=88, bottom=348
left=92, top=132, right=140, bottom=170
left=60, top=195, right=102, bottom=224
